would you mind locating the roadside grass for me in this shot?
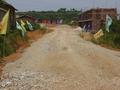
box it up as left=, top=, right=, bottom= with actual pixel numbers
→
left=0, top=22, right=48, bottom=58
left=0, top=30, right=28, bottom=57
left=92, top=19, right=120, bottom=49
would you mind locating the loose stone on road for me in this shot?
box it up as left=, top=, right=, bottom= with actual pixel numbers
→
left=0, top=25, right=120, bottom=90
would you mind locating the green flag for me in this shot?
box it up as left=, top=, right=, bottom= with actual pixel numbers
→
left=105, top=15, right=112, bottom=32
left=26, top=20, right=33, bottom=31
left=16, top=21, right=25, bottom=36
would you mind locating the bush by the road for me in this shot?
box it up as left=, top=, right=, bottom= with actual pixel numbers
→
left=94, top=20, right=120, bottom=49
left=0, top=29, right=28, bottom=57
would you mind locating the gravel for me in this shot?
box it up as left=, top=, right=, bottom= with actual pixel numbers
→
left=1, top=25, right=120, bottom=90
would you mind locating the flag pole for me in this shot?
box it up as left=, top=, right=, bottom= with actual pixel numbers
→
left=2, top=35, right=5, bottom=58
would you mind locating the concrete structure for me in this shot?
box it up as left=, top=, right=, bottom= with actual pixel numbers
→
left=0, top=1, right=17, bottom=29
left=78, top=8, right=117, bottom=32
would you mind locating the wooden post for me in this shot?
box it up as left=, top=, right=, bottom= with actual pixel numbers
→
left=2, top=35, right=5, bottom=58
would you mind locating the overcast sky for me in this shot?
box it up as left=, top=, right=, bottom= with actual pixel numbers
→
left=6, top=0, right=120, bottom=13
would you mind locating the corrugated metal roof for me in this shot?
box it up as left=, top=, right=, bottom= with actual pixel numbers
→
left=0, top=0, right=17, bottom=10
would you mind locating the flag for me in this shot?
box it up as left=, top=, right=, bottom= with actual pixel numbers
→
left=94, top=29, right=104, bottom=39
left=20, top=20, right=27, bottom=32
left=21, top=20, right=26, bottom=26
left=0, top=10, right=10, bottom=35
left=26, top=20, right=33, bottom=30
left=105, top=15, right=112, bottom=32
left=16, top=21, right=22, bottom=30
left=16, top=21, right=25, bottom=36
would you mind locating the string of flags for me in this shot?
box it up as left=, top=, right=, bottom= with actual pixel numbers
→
left=0, top=10, right=39, bottom=57
left=16, top=20, right=34, bottom=36
left=0, top=9, right=34, bottom=37
left=0, top=10, right=113, bottom=40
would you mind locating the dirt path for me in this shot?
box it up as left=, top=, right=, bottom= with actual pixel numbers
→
left=0, top=25, right=120, bottom=90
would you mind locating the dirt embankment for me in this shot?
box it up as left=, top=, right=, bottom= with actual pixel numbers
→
left=0, top=28, right=54, bottom=77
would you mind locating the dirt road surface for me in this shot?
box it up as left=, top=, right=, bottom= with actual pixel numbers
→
left=0, top=25, right=120, bottom=90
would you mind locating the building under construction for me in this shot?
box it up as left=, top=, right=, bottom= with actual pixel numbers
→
left=78, top=8, right=117, bottom=32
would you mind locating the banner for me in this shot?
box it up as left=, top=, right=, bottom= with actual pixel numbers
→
left=105, top=15, right=112, bottom=32
left=26, top=21, right=33, bottom=30
left=20, top=20, right=27, bottom=32
left=16, top=21, right=25, bottom=36
left=0, top=10, right=10, bottom=35
left=94, top=29, right=104, bottom=39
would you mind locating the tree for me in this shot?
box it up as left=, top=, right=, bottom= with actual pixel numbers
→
left=57, top=8, right=67, bottom=13
left=0, top=0, right=4, bottom=4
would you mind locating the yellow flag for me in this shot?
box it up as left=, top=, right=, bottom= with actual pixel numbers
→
left=21, top=20, right=26, bottom=26
left=0, top=10, right=10, bottom=35
left=20, top=20, right=26, bottom=32
left=94, top=29, right=104, bottom=39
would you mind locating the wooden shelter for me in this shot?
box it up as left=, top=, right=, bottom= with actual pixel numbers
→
left=0, top=1, right=17, bottom=29
left=17, top=15, right=37, bottom=23
left=78, top=8, right=117, bottom=32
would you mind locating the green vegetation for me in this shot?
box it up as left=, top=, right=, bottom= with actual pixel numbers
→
left=17, top=8, right=81, bottom=24
left=0, top=29, right=28, bottom=57
left=0, top=0, right=3, bottom=3
left=94, top=20, right=120, bottom=49
left=30, top=23, right=47, bottom=31
left=0, top=23, right=47, bottom=58
left=31, top=23, right=40, bottom=30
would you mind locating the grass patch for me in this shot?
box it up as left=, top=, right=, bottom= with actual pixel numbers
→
left=93, top=19, right=120, bottom=49
left=0, top=29, right=28, bottom=57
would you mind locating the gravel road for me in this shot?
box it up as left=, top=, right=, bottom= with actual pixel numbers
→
left=0, top=25, right=120, bottom=90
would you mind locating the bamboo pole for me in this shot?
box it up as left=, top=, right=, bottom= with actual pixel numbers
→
left=2, top=35, right=5, bottom=58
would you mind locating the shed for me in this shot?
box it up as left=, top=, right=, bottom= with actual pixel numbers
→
left=78, top=8, right=117, bottom=33
left=17, top=15, right=37, bottom=23
left=0, top=1, right=17, bottom=29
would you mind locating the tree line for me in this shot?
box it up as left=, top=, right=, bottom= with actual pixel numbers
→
left=17, top=8, right=82, bottom=24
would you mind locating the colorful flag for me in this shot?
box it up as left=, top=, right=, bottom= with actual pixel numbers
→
left=105, top=15, right=112, bottom=32
left=0, top=10, right=10, bottom=35
left=26, top=21, right=33, bottom=30
left=21, top=20, right=26, bottom=26
left=20, top=20, right=27, bottom=32
left=16, top=21, right=25, bottom=36
left=94, top=29, right=104, bottom=39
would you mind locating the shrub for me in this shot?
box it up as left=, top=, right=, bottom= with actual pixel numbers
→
left=39, top=24, right=47, bottom=31
left=0, top=29, right=28, bottom=57
left=95, top=20, right=120, bottom=49
left=31, top=23, right=40, bottom=30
